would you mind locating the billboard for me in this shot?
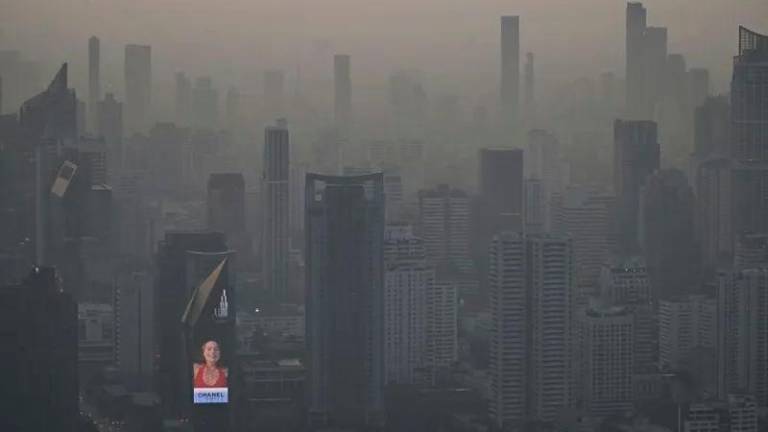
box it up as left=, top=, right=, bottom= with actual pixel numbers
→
left=192, top=339, right=229, bottom=404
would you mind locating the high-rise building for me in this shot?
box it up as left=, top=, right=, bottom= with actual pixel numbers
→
left=175, top=72, right=191, bottom=126
left=730, top=27, right=768, bottom=242
left=695, top=157, right=731, bottom=267
left=207, top=173, right=246, bottom=235
left=88, top=36, right=100, bottom=133
left=728, top=395, right=759, bottom=432
left=688, top=68, right=710, bottom=110
left=477, top=146, right=524, bottom=235
left=694, top=96, right=730, bottom=159
left=577, top=304, right=634, bottom=417
left=734, top=233, right=768, bottom=268
left=425, top=277, right=458, bottom=378
left=658, top=295, right=716, bottom=371
left=523, top=52, right=535, bottom=129
left=613, top=119, right=659, bottom=253
left=626, top=2, right=647, bottom=118
left=383, top=225, right=432, bottom=385
left=717, top=268, right=768, bottom=405
left=500, top=15, right=520, bottom=141
left=192, top=76, right=218, bottom=130
left=124, top=44, right=151, bottom=134
left=263, top=120, right=290, bottom=301
left=524, top=178, right=545, bottom=234
left=418, top=185, right=473, bottom=274
left=0, top=267, right=78, bottom=432
left=154, top=231, right=228, bottom=416
left=552, top=186, right=617, bottom=300
left=305, top=173, right=385, bottom=429
left=114, top=270, right=154, bottom=389
left=97, top=92, right=123, bottom=172
left=639, top=169, right=698, bottom=298
left=488, top=232, right=573, bottom=428
left=334, top=54, right=351, bottom=137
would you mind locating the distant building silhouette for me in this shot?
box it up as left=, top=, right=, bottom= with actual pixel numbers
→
left=263, top=120, right=290, bottom=301
left=97, top=92, right=123, bottom=172
left=613, top=119, right=659, bottom=254
left=418, top=184, right=473, bottom=274
left=207, top=173, right=246, bottom=235
left=175, top=72, right=191, bottom=126
left=305, top=173, right=384, bottom=429
left=500, top=16, right=520, bottom=141
left=124, top=44, right=151, bottom=134
left=334, top=54, right=351, bottom=138
left=88, top=36, right=100, bottom=133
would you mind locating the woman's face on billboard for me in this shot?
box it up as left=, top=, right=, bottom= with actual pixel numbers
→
left=202, top=340, right=220, bottom=365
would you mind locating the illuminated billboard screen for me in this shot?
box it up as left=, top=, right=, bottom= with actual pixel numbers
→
left=192, top=339, right=229, bottom=404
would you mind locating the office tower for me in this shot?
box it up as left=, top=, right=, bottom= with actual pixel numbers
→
left=263, top=121, right=290, bottom=301
left=551, top=186, right=617, bottom=300
left=124, top=44, right=151, bottom=134
left=717, top=268, right=768, bottom=405
left=728, top=395, right=758, bottom=432
left=730, top=27, right=768, bottom=241
left=305, top=173, right=385, bottom=429
left=577, top=304, right=634, bottom=417
left=694, top=96, right=730, bottom=158
left=418, top=185, right=473, bottom=273
left=389, top=70, right=428, bottom=141
left=643, top=26, right=668, bottom=111
left=114, top=270, right=154, bottom=389
left=0, top=267, right=78, bottom=432
left=599, top=256, right=651, bottom=305
left=613, top=120, right=659, bottom=253
left=148, top=122, right=188, bottom=194
left=685, top=403, right=721, bottom=432
left=290, top=163, right=307, bottom=238
left=658, top=295, right=716, bottom=371
left=425, top=278, right=458, bottom=377
left=207, top=173, right=246, bottom=235
left=639, top=169, right=698, bottom=298
left=154, top=232, right=228, bottom=416
left=175, top=72, right=191, bottom=126
left=526, top=129, right=566, bottom=214
left=88, top=36, right=100, bottom=133
left=77, top=302, right=115, bottom=375
left=334, top=54, right=351, bottom=137
left=383, top=225, right=432, bottom=384
left=191, top=76, right=218, bottom=130
left=524, top=52, right=535, bottom=129
left=489, top=232, right=573, bottom=428
left=500, top=15, right=520, bottom=140
left=477, top=147, right=524, bottom=233
left=626, top=2, right=647, bottom=118
left=264, top=69, right=285, bottom=119
left=695, top=157, right=731, bottom=267
left=688, top=68, right=710, bottom=110
left=97, top=92, right=124, bottom=173
left=383, top=172, right=404, bottom=222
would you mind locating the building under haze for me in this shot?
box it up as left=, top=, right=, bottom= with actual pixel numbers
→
left=488, top=232, right=573, bottom=428
left=124, top=44, right=151, bottom=134
left=334, top=54, right=351, bottom=138
left=88, top=36, right=100, bottom=133
left=305, top=173, right=385, bottom=429
left=418, top=184, right=473, bottom=274
left=500, top=15, right=520, bottom=142
left=613, top=119, right=659, bottom=254
left=207, top=173, right=246, bottom=236
left=263, top=120, right=290, bottom=302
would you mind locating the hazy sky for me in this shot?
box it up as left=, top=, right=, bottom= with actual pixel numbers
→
left=2, top=0, right=767, bottom=102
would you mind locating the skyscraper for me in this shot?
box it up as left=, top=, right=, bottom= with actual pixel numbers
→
left=175, top=72, right=191, bottom=126
left=694, top=96, right=730, bottom=158
left=418, top=185, right=473, bottom=274
left=191, top=76, right=218, bottom=130
left=88, top=36, right=100, bottom=133
left=207, top=173, right=246, bottom=235
left=658, top=294, right=716, bottom=371
left=305, top=173, right=384, bottom=429
left=263, top=120, right=290, bottom=301
left=478, top=147, right=524, bottom=233
left=613, top=119, right=659, bottom=253
left=577, top=304, right=634, bottom=416
left=717, top=268, right=768, bottom=405
left=500, top=15, right=520, bottom=140
left=730, top=27, right=768, bottom=241
left=97, top=93, right=123, bottom=172
left=124, top=44, right=151, bottom=134
left=626, top=2, right=647, bottom=118
left=523, top=52, right=535, bottom=129
left=334, top=54, right=351, bottom=137
left=489, top=232, right=573, bottom=428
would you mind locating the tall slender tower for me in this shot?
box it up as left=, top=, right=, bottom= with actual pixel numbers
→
left=124, top=44, right=151, bottom=134
left=524, top=52, right=535, bottom=128
left=88, top=36, right=100, bottom=133
left=625, top=2, right=647, bottom=118
left=500, top=16, right=520, bottom=141
left=306, top=173, right=385, bottom=429
left=263, top=120, right=290, bottom=301
left=334, top=54, right=351, bottom=138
